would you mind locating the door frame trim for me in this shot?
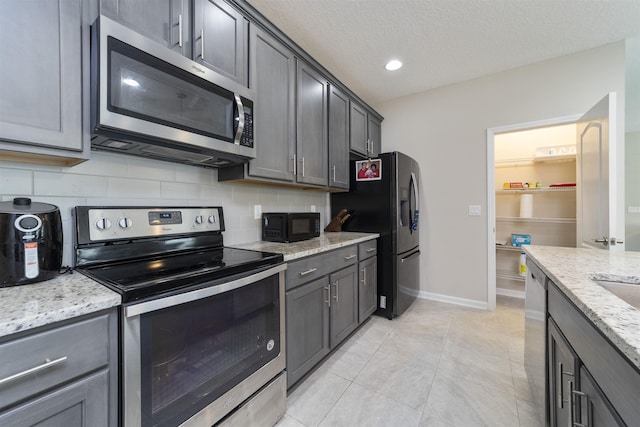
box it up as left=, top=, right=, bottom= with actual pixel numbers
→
left=486, top=114, right=581, bottom=310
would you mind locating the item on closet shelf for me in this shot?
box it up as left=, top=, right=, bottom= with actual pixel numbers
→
left=549, top=182, right=576, bottom=187
left=519, top=193, right=534, bottom=218
left=519, top=252, right=527, bottom=277
left=509, top=182, right=524, bottom=189
left=536, top=181, right=543, bottom=188
left=511, top=234, right=531, bottom=247
left=496, top=240, right=508, bottom=246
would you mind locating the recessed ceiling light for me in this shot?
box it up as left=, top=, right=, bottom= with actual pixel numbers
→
left=385, top=60, right=402, bottom=71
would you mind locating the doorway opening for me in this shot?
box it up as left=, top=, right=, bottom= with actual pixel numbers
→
left=486, top=115, right=580, bottom=309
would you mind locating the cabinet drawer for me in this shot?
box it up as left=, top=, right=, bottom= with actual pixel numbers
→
left=0, top=313, right=111, bottom=412
left=358, top=240, right=377, bottom=260
left=286, top=246, right=358, bottom=290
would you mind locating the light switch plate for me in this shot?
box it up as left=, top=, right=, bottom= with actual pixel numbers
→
left=469, top=205, right=481, bottom=216
left=628, top=206, right=640, bottom=214
left=310, top=205, right=316, bottom=212
left=254, top=204, right=262, bottom=219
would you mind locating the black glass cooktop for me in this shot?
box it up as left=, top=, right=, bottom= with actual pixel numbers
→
left=78, top=247, right=283, bottom=303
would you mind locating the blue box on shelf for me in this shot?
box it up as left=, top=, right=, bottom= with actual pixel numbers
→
left=511, top=234, right=531, bottom=247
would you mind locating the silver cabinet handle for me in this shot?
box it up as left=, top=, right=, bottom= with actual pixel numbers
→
left=324, top=285, right=331, bottom=308
left=332, top=165, right=336, bottom=182
left=200, top=29, right=205, bottom=60
left=299, top=268, right=318, bottom=277
left=571, top=388, right=590, bottom=427
left=301, top=157, right=305, bottom=177
left=332, top=281, right=339, bottom=302
left=366, top=248, right=376, bottom=253
left=0, top=356, right=67, bottom=387
left=361, top=268, right=366, bottom=285
left=292, top=154, right=297, bottom=175
left=344, top=254, right=357, bottom=261
left=178, top=14, right=183, bottom=48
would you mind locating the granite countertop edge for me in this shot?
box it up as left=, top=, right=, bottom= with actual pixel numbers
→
left=229, top=232, right=380, bottom=261
left=0, top=273, right=121, bottom=339
left=523, top=245, right=640, bottom=370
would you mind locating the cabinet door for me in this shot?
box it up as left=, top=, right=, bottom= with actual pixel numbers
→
left=329, top=265, right=359, bottom=347
left=285, top=277, right=330, bottom=388
left=358, top=256, right=377, bottom=323
left=576, top=366, right=624, bottom=427
left=194, top=0, right=248, bottom=85
left=367, top=115, right=382, bottom=157
left=0, top=0, right=82, bottom=152
left=0, top=370, right=110, bottom=426
left=329, top=85, right=350, bottom=189
left=100, top=0, right=189, bottom=55
left=548, top=318, right=578, bottom=427
left=247, top=25, right=295, bottom=182
left=296, top=61, right=329, bottom=187
left=349, top=102, right=368, bottom=156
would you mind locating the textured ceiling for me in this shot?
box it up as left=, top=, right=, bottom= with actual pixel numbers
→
left=247, top=0, right=640, bottom=109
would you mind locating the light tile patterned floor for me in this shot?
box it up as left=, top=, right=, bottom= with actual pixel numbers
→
left=277, top=296, right=543, bottom=427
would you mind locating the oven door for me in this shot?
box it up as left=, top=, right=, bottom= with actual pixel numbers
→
left=122, top=264, right=286, bottom=427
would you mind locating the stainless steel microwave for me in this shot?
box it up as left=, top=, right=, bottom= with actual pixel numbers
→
left=262, top=213, right=321, bottom=243
left=90, top=16, right=255, bottom=168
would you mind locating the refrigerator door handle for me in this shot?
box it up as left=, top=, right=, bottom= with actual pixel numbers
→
left=410, top=172, right=420, bottom=232
left=401, top=250, right=420, bottom=263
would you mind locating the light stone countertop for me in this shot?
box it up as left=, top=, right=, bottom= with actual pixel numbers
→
left=523, top=245, right=640, bottom=370
left=0, top=272, right=121, bottom=339
left=229, top=232, right=380, bottom=261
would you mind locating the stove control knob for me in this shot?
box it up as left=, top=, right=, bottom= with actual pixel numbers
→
left=208, top=215, right=216, bottom=224
left=118, top=217, right=133, bottom=229
left=195, top=215, right=204, bottom=224
left=96, top=218, right=112, bottom=230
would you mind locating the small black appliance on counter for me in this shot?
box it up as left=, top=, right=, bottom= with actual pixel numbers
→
left=0, top=197, right=63, bottom=287
left=262, top=212, right=320, bottom=243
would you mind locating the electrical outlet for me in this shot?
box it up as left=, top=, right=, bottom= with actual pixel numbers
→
left=468, top=205, right=481, bottom=216
left=254, top=204, right=262, bottom=219
left=310, top=205, right=316, bottom=212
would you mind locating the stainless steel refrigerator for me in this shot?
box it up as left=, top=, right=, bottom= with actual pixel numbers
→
left=330, top=151, right=420, bottom=319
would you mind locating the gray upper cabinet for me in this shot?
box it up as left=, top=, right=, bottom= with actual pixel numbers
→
left=296, top=60, right=328, bottom=187
left=350, top=101, right=382, bottom=158
left=367, top=115, right=382, bottom=157
left=328, top=85, right=350, bottom=190
left=247, top=26, right=295, bottom=181
left=0, top=0, right=89, bottom=166
left=194, top=0, right=248, bottom=86
left=349, top=102, right=368, bottom=156
left=100, top=0, right=191, bottom=55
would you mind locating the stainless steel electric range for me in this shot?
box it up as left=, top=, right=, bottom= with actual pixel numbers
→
left=73, top=206, right=286, bottom=427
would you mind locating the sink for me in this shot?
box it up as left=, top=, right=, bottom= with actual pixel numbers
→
left=593, top=280, right=640, bottom=309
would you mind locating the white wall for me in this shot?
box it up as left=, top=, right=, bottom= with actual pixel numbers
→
left=379, top=42, right=626, bottom=307
left=0, top=152, right=328, bottom=268
left=626, top=35, right=640, bottom=250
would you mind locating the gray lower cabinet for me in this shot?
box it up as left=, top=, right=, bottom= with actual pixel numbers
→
left=100, top=0, right=191, bottom=55
left=328, top=85, right=350, bottom=190
left=547, top=281, right=636, bottom=427
left=0, top=0, right=89, bottom=166
left=296, top=60, right=329, bottom=187
left=358, top=240, right=378, bottom=323
left=285, top=245, right=360, bottom=388
left=0, top=310, right=118, bottom=426
left=329, top=265, right=359, bottom=346
left=193, top=0, right=248, bottom=85
left=285, top=276, right=330, bottom=388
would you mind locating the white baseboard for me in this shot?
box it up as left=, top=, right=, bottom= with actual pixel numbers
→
left=496, top=288, right=526, bottom=299
left=417, top=291, right=488, bottom=310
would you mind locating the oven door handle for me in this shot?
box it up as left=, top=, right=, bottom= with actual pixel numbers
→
left=124, top=263, right=287, bottom=317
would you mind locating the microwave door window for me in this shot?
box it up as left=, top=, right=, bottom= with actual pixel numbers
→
left=109, top=49, right=233, bottom=140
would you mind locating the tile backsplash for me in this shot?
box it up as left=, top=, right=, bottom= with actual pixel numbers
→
left=0, top=152, right=329, bottom=267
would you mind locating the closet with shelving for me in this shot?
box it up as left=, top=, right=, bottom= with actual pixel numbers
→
left=495, top=125, right=577, bottom=297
